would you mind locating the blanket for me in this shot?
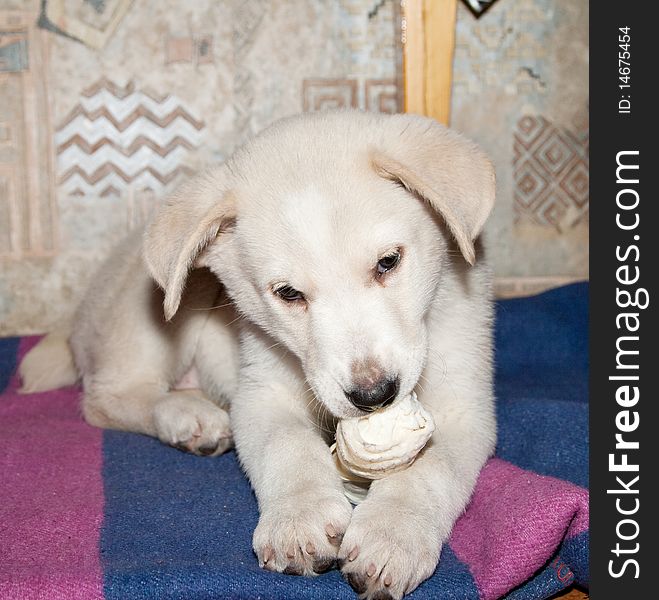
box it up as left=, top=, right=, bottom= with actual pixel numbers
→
left=0, top=283, right=589, bottom=600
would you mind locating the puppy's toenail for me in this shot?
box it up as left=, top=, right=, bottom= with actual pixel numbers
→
left=305, top=542, right=316, bottom=555
left=325, top=523, right=343, bottom=547
left=366, top=563, right=377, bottom=577
left=262, top=552, right=277, bottom=572
left=348, top=546, right=359, bottom=561
left=286, top=548, right=295, bottom=559
left=384, top=573, right=392, bottom=587
left=346, top=572, right=368, bottom=594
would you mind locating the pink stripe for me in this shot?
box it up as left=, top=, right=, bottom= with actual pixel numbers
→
left=0, top=337, right=104, bottom=600
left=450, top=458, right=588, bottom=600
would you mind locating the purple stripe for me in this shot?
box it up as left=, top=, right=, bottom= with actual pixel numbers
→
left=0, top=338, right=104, bottom=600
left=449, top=458, right=588, bottom=600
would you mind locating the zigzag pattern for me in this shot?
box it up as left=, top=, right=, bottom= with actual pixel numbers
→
left=61, top=167, right=195, bottom=198
left=56, top=79, right=205, bottom=195
left=57, top=105, right=204, bottom=134
left=56, top=135, right=195, bottom=158
left=58, top=145, right=190, bottom=177
left=61, top=165, right=194, bottom=186
left=56, top=118, right=204, bottom=149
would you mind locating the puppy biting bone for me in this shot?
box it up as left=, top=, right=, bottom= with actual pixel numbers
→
left=332, top=392, right=435, bottom=503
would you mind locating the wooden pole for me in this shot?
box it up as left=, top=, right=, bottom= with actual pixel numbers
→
left=402, top=0, right=457, bottom=125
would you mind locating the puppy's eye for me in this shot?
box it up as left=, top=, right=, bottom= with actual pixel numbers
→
left=376, top=250, right=401, bottom=276
left=274, top=285, right=305, bottom=303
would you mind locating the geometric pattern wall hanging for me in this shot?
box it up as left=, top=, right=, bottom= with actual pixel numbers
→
left=165, top=34, right=214, bottom=65
left=0, top=10, right=57, bottom=259
left=302, top=79, right=359, bottom=112
left=513, top=115, right=589, bottom=232
left=55, top=78, right=205, bottom=197
left=364, top=79, right=399, bottom=113
left=39, top=0, right=133, bottom=49
left=302, top=78, right=399, bottom=114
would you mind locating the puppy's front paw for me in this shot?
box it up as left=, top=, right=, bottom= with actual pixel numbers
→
left=153, top=392, right=232, bottom=456
left=254, top=491, right=353, bottom=576
left=339, top=502, right=441, bottom=599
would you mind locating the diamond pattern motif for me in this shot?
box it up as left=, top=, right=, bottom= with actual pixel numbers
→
left=514, top=115, right=588, bottom=231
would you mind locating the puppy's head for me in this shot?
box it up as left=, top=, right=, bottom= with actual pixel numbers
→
left=144, top=112, right=495, bottom=418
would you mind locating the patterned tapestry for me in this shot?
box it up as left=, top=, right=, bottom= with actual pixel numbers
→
left=0, top=0, right=588, bottom=334
left=451, top=0, right=588, bottom=296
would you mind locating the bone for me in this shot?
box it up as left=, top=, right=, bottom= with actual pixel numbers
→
left=334, top=391, right=435, bottom=480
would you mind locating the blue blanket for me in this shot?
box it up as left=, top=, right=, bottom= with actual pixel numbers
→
left=0, top=283, right=588, bottom=600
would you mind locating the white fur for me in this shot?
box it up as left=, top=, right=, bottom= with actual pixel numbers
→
left=20, top=111, right=496, bottom=599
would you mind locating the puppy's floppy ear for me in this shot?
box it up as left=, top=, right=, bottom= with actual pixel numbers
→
left=143, top=168, right=236, bottom=321
left=371, top=115, right=495, bottom=265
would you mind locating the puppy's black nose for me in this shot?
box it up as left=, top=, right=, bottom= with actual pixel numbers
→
left=345, top=377, right=400, bottom=411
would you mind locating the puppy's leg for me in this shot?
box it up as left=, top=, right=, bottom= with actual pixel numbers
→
left=231, top=329, right=353, bottom=576
left=192, top=293, right=241, bottom=406
left=338, top=399, right=495, bottom=599
left=71, top=243, right=235, bottom=455
left=235, top=391, right=352, bottom=575
left=83, top=382, right=232, bottom=456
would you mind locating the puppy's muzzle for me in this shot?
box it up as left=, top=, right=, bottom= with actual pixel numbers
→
left=345, top=377, right=399, bottom=412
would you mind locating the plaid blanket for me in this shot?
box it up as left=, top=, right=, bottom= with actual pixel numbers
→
left=0, top=283, right=588, bottom=600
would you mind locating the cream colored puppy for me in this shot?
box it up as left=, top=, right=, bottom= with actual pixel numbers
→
left=20, top=111, right=496, bottom=600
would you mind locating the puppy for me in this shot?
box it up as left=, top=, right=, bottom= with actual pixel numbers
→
left=20, top=111, right=496, bottom=599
